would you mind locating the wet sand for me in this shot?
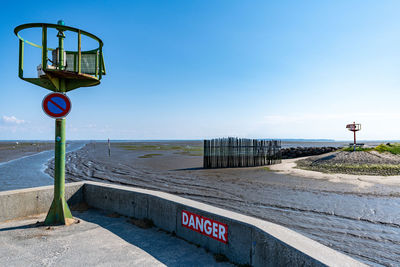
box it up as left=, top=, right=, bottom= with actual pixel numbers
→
left=0, top=142, right=53, bottom=164
left=45, top=141, right=400, bottom=266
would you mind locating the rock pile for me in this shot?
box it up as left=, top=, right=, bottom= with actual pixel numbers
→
left=281, top=147, right=339, bottom=159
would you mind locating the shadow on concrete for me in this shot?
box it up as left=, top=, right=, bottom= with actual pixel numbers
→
left=0, top=221, right=43, bottom=232
left=72, top=208, right=230, bottom=266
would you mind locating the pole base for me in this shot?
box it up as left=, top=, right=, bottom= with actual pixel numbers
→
left=44, top=197, right=74, bottom=226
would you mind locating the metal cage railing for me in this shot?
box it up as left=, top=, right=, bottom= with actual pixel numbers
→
left=14, top=22, right=106, bottom=92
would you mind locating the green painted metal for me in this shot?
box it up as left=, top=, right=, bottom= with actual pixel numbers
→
left=57, top=27, right=65, bottom=71
left=44, top=26, right=72, bottom=225
left=41, top=26, right=47, bottom=69
left=44, top=118, right=73, bottom=225
left=99, top=46, right=103, bottom=80
left=15, top=21, right=106, bottom=226
left=14, top=23, right=103, bottom=48
left=18, top=39, right=23, bottom=78
left=24, top=78, right=56, bottom=91
left=14, top=22, right=105, bottom=92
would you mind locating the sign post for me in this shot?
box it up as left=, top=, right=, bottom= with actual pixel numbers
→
left=14, top=20, right=106, bottom=225
left=42, top=92, right=72, bottom=224
left=45, top=118, right=74, bottom=225
left=346, top=122, right=361, bottom=151
left=42, top=23, right=73, bottom=225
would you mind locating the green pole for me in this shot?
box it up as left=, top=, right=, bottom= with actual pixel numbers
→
left=18, top=39, right=24, bottom=78
left=42, top=26, right=47, bottom=69
left=57, top=21, right=65, bottom=71
left=44, top=20, right=73, bottom=225
left=44, top=118, right=73, bottom=225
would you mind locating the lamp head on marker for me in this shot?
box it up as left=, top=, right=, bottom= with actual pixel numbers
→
left=57, top=20, right=65, bottom=37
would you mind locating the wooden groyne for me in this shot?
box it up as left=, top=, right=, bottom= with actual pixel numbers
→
left=203, top=138, right=281, bottom=168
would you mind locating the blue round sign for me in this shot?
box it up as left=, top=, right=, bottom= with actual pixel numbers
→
left=42, top=93, right=71, bottom=118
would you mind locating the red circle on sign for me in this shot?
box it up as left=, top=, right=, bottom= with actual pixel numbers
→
left=42, top=93, right=71, bottom=119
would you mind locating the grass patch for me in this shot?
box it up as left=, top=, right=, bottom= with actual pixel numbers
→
left=176, top=145, right=203, bottom=156
left=341, top=147, right=373, bottom=152
left=342, top=143, right=400, bottom=155
left=374, top=143, right=400, bottom=155
left=138, top=153, right=163, bottom=158
left=118, top=145, right=164, bottom=151
left=297, top=162, right=400, bottom=176
left=0, top=142, right=53, bottom=151
left=117, top=143, right=203, bottom=155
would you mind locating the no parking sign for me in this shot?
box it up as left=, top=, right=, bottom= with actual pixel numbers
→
left=42, top=93, right=71, bottom=119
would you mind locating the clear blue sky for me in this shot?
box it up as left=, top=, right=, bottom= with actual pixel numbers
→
left=1, top=0, right=399, bottom=140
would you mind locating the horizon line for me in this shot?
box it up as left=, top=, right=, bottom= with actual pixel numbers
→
left=1, top=139, right=399, bottom=142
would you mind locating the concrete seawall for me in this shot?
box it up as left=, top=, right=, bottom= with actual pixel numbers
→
left=0, top=182, right=84, bottom=222
left=0, top=182, right=365, bottom=266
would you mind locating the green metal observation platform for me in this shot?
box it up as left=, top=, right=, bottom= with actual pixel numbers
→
left=14, top=22, right=106, bottom=92
left=14, top=21, right=106, bottom=226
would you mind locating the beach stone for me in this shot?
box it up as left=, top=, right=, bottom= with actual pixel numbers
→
left=281, top=147, right=341, bottom=159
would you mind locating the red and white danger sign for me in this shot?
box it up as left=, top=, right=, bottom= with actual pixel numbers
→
left=182, top=210, right=228, bottom=243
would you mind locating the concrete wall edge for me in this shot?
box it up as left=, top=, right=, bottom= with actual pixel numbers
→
left=83, top=181, right=365, bottom=266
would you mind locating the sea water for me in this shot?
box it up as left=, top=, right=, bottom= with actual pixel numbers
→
left=0, top=142, right=85, bottom=192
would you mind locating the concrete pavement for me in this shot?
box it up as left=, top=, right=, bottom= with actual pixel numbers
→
left=0, top=209, right=233, bottom=266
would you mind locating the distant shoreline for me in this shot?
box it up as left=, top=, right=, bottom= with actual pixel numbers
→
left=0, top=142, right=53, bottom=164
left=2, top=139, right=400, bottom=142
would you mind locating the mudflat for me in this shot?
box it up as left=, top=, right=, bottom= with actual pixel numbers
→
left=0, top=142, right=53, bottom=163
left=47, top=141, right=400, bottom=196
left=43, top=141, right=400, bottom=266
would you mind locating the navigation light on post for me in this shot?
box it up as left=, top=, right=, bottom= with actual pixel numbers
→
left=14, top=21, right=106, bottom=225
left=346, top=122, right=361, bottom=151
